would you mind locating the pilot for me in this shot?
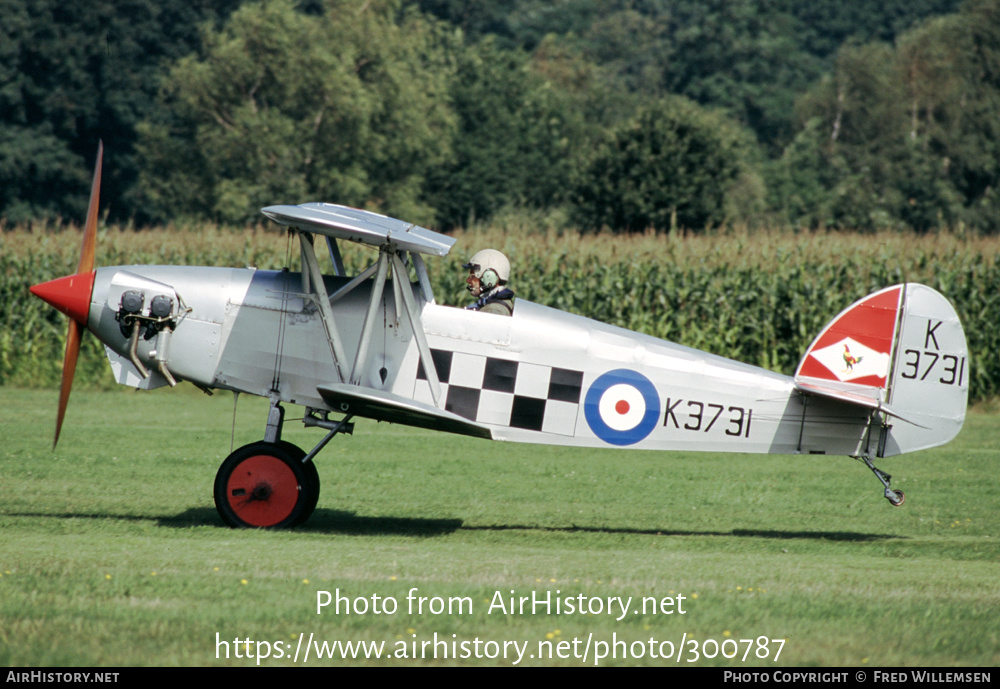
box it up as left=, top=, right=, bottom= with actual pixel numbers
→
left=463, top=249, right=515, bottom=316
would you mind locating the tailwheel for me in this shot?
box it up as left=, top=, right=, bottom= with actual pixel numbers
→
left=214, top=441, right=319, bottom=528
left=857, top=454, right=907, bottom=508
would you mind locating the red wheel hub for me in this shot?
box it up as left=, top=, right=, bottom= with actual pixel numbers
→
left=225, top=454, right=301, bottom=527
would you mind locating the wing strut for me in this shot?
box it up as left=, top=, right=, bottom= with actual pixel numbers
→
left=298, top=233, right=349, bottom=383
left=411, top=253, right=435, bottom=304
left=329, top=261, right=380, bottom=304
left=294, top=231, right=444, bottom=408
left=349, top=251, right=390, bottom=385
left=326, top=236, right=346, bottom=277
left=267, top=203, right=450, bottom=409
left=391, top=252, right=442, bottom=407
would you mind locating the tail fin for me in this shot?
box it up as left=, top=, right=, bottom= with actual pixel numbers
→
left=794, top=284, right=968, bottom=456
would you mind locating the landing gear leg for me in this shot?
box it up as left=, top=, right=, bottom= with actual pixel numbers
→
left=260, top=398, right=321, bottom=525
left=264, top=397, right=284, bottom=444
left=213, top=399, right=323, bottom=528
left=857, top=454, right=905, bottom=507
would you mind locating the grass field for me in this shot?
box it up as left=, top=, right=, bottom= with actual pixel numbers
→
left=0, top=386, right=996, bottom=667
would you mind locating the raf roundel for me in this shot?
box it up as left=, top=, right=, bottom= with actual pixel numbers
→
left=584, top=369, right=661, bottom=446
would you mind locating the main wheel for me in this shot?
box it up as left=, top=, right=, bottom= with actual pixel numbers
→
left=214, top=442, right=318, bottom=528
left=887, top=489, right=906, bottom=507
left=278, top=441, right=320, bottom=526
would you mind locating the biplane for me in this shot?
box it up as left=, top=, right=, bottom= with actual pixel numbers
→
left=30, top=146, right=969, bottom=528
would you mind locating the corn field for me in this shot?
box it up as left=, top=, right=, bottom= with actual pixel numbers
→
left=2, top=223, right=997, bottom=402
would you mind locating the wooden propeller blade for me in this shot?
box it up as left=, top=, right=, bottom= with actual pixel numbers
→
left=78, top=140, right=103, bottom=274
left=54, top=319, right=83, bottom=449
left=52, top=141, right=102, bottom=448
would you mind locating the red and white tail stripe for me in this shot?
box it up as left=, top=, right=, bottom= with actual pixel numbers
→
left=795, top=285, right=903, bottom=391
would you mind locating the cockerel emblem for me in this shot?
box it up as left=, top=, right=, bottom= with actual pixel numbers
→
left=843, top=344, right=863, bottom=372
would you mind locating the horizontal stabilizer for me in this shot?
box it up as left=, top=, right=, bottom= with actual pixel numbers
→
left=793, top=379, right=926, bottom=427
left=317, top=383, right=493, bottom=440
left=794, top=378, right=883, bottom=409
left=261, top=203, right=456, bottom=257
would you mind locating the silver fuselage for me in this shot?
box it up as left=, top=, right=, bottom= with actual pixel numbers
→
left=89, top=265, right=881, bottom=457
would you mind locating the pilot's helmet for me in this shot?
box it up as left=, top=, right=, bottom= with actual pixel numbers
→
left=463, top=249, right=510, bottom=290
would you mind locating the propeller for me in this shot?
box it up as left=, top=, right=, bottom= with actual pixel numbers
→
left=29, top=141, right=103, bottom=448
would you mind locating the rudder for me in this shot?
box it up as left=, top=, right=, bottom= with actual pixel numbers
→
left=883, top=283, right=968, bottom=455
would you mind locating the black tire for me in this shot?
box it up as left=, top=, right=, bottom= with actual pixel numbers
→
left=214, top=442, right=314, bottom=528
left=278, top=441, right=320, bottom=526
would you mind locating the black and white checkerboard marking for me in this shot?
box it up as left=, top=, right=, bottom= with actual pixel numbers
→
left=414, top=349, right=583, bottom=436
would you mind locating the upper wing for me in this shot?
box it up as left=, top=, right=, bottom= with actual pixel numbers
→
left=260, top=203, right=456, bottom=257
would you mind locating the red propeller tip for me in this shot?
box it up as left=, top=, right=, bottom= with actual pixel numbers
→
left=30, top=271, right=96, bottom=326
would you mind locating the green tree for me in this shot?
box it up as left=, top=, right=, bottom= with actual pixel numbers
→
left=571, top=96, right=760, bottom=232
left=420, top=0, right=961, bottom=155
left=936, top=0, right=1000, bottom=229
left=423, top=39, right=587, bottom=229
left=775, top=42, right=911, bottom=230
left=771, top=0, right=999, bottom=231
left=656, top=0, right=824, bottom=153
left=0, top=0, right=238, bottom=224
left=412, top=0, right=520, bottom=42
left=139, top=0, right=457, bottom=225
